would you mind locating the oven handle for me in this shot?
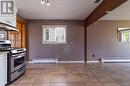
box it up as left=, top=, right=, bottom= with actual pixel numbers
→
left=12, top=55, right=25, bottom=59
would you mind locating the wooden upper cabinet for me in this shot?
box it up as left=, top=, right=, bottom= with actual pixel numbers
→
left=8, top=15, right=26, bottom=48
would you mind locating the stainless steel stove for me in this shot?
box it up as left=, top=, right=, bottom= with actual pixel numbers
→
left=0, top=40, right=26, bottom=84
left=8, top=48, right=26, bottom=84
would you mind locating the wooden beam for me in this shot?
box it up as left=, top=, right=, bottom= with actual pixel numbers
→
left=85, top=0, right=127, bottom=26
left=84, top=23, right=87, bottom=63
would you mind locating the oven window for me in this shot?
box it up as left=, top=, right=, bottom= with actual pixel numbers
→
left=14, top=57, right=25, bottom=67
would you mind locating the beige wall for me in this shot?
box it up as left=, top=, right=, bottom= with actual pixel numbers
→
left=87, top=20, right=130, bottom=61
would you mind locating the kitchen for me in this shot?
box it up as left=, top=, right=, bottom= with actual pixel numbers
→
left=0, top=0, right=26, bottom=86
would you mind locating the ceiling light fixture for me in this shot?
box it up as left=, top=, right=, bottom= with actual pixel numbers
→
left=41, top=0, right=50, bottom=6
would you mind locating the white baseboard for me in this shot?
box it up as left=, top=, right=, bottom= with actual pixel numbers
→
left=33, top=59, right=57, bottom=63
left=102, top=59, right=130, bottom=63
left=26, top=59, right=57, bottom=64
left=26, top=61, right=85, bottom=64
left=57, top=61, right=85, bottom=63
left=87, top=61, right=100, bottom=63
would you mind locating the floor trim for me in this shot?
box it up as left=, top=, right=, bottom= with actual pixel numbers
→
left=102, top=59, right=130, bottom=63
left=26, top=61, right=85, bottom=64
left=87, top=61, right=100, bottom=63
left=56, top=61, right=85, bottom=63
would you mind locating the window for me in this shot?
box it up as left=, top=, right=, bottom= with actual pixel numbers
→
left=121, top=31, right=130, bottom=42
left=118, top=28, right=130, bottom=42
left=42, top=25, right=67, bottom=44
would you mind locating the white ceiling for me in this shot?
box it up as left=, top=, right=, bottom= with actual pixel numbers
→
left=16, top=0, right=102, bottom=20
left=100, top=0, right=130, bottom=20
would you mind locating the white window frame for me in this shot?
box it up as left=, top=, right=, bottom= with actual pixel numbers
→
left=121, top=31, right=130, bottom=42
left=118, top=28, right=130, bottom=43
left=42, top=25, right=67, bottom=44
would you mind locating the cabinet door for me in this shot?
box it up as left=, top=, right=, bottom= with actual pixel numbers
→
left=0, top=53, right=7, bottom=86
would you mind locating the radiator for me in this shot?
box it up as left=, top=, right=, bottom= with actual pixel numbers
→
left=33, top=58, right=57, bottom=63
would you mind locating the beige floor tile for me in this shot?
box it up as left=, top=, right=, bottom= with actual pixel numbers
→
left=82, top=75, right=99, bottom=82
left=98, top=77, right=115, bottom=83
left=16, top=77, right=36, bottom=84
left=53, top=69, right=67, bottom=74
left=40, top=69, right=53, bottom=74
left=51, top=74, right=67, bottom=82
left=7, top=84, right=16, bottom=86
left=32, top=83, right=50, bottom=86
left=27, top=69, right=41, bottom=74
left=85, top=82, right=103, bottom=86
left=67, top=74, right=82, bottom=82
left=50, top=83, right=67, bottom=86
left=68, top=82, right=85, bottom=86
left=103, top=82, right=121, bottom=86
left=13, top=83, right=33, bottom=86
left=34, top=75, right=52, bottom=83
left=8, top=63, right=130, bottom=86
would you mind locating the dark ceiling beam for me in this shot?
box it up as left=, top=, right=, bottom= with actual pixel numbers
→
left=85, top=0, right=127, bottom=26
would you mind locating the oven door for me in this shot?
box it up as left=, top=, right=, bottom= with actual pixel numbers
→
left=11, top=53, right=26, bottom=72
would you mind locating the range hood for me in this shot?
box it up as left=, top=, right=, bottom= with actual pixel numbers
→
left=0, top=23, right=19, bottom=31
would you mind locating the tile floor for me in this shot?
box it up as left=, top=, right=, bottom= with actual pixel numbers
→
left=9, top=63, right=130, bottom=86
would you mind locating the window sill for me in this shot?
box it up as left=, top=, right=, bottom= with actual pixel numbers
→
left=42, top=42, right=67, bottom=44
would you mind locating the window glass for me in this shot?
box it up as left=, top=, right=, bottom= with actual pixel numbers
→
left=118, top=28, right=130, bottom=42
left=42, top=25, right=67, bottom=44
left=122, top=32, right=129, bottom=42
